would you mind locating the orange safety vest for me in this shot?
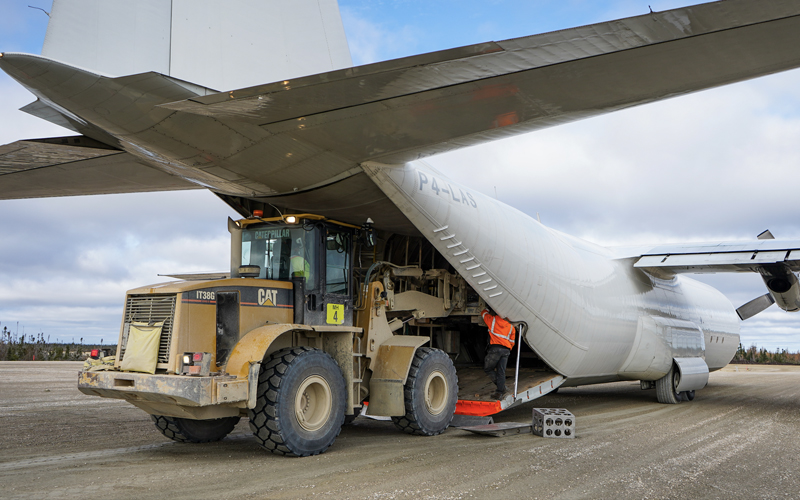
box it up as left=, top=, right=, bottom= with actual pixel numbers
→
left=482, top=309, right=515, bottom=349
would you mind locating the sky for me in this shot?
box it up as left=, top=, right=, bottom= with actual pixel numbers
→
left=2, top=0, right=800, bottom=350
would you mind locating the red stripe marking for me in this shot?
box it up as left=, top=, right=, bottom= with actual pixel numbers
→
left=182, top=299, right=292, bottom=308
left=455, top=399, right=503, bottom=416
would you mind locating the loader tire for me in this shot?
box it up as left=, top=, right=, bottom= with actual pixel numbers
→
left=248, top=347, right=346, bottom=457
left=392, top=347, right=458, bottom=436
left=151, top=415, right=240, bottom=443
left=656, top=364, right=682, bottom=404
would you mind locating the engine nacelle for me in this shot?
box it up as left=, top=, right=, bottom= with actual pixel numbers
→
left=763, top=271, right=800, bottom=312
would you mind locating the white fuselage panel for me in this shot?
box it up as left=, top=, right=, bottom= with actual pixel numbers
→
left=364, top=162, right=739, bottom=382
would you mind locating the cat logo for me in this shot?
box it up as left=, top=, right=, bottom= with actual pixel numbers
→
left=258, top=288, right=278, bottom=306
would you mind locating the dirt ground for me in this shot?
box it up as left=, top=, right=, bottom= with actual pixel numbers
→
left=2, top=362, right=799, bottom=499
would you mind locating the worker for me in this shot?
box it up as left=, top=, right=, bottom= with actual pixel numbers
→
left=289, top=241, right=311, bottom=279
left=481, top=308, right=516, bottom=400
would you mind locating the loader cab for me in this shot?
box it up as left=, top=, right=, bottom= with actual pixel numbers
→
left=238, top=217, right=354, bottom=326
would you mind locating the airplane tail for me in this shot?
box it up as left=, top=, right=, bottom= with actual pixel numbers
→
left=41, top=0, right=352, bottom=91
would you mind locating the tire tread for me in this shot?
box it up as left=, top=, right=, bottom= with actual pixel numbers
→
left=391, top=347, right=458, bottom=436
left=248, top=346, right=345, bottom=456
left=150, top=414, right=239, bottom=443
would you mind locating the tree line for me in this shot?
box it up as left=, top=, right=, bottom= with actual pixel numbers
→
left=732, top=343, right=800, bottom=365
left=2, top=323, right=799, bottom=365
left=0, top=325, right=115, bottom=361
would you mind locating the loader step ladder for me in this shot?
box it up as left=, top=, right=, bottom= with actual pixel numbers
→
left=353, top=334, right=364, bottom=409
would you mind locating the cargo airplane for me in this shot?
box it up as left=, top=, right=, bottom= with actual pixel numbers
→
left=2, top=0, right=800, bottom=455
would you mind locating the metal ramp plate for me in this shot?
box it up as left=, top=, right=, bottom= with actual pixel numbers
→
left=451, top=414, right=494, bottom=427
left=459, top=422, right=532, bottom=437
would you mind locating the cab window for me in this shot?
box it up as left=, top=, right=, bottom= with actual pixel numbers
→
left=241, top=226, right=317, bottom=289
left=325, top=230, right=350, bottom=295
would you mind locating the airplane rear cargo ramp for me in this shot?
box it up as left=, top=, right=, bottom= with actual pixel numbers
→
left=455, top=367, right=564, bottom=416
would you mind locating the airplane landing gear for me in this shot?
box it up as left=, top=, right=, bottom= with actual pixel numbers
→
left=656, top=365, right=682, bottom=404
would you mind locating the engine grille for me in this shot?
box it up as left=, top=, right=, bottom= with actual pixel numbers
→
left=119, top=294, right=177, bottom=364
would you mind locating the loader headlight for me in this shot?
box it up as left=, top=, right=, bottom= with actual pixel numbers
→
left=180, top=352, right=212, bottom=376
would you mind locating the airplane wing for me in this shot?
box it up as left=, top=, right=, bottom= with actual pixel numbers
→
left=0, top=136, right=199, bottom=199
left=625, top=238, right=800, bottom=320
left=2, top=0, right=800, bottom=210
left=631, top=240, right=800, bottom=274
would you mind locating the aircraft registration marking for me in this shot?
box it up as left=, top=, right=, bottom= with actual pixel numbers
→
left=418, top=171, right=477, bottom=208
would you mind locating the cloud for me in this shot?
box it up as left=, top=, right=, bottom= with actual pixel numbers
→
left=339, top=6, right=424, bottom=65
left=0, top=76, right=69, bottom=142
left=0, top=191, right=237, bottom=343
left=4, top=1, right=800, bottom=352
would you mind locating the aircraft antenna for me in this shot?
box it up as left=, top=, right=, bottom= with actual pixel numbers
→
left=28, top=5, right=50, bottom=17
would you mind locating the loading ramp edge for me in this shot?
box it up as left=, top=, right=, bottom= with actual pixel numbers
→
left=455, top=374, right=565, bottom=416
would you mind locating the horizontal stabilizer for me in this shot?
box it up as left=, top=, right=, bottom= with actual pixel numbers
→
left=630, top=239, right=800, bottom=274
left=20, top=100, right=80, bottom=133
left=160, top=0, right=800, bottom=169
left=758, top=229, right=776, bottom=240
left=737, top=293, right=776, bottom=321
left=0, top=137, right=199, bottom=199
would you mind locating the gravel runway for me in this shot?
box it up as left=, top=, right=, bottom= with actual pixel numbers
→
left=2, top=361, right=799, bottom=499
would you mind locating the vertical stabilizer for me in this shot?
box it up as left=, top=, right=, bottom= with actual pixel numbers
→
left=42, top=0, right=352, bottom=90
left=42, top=0, right=172, bottom=77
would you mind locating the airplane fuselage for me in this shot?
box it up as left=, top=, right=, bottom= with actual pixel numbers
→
left=366, top=161, right=740, bottom=384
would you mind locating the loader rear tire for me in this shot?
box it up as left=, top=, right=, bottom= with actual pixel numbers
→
left=248, top=347, right=346, bottom=456
left=151, top=415, right=240, bottom=443
left=392, top=347, right=458, bottom=436
left=656, top=364, right=682, bottom=404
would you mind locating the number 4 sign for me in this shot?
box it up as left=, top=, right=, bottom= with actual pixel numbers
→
left=326, top=303, right=344, bottom=325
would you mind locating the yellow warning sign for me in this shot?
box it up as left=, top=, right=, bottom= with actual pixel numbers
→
left=326, top=303, right=344, bottom=325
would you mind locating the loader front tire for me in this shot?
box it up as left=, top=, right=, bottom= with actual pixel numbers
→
left=248, top=347, right=346, bottom=456
left=392, top=347, right=458, bottom=436
left=151, top=415, right=240, bottom=443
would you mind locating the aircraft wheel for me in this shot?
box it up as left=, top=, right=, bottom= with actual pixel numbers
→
left=655, top=364, right=682, bottom=404
left=248, top=347, right=346, bottom=456
left=151, top=415, right=240, bottom=443
left=392, top=347, right=458, bottom=436
left=684, top=390, right=696, bottom=401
